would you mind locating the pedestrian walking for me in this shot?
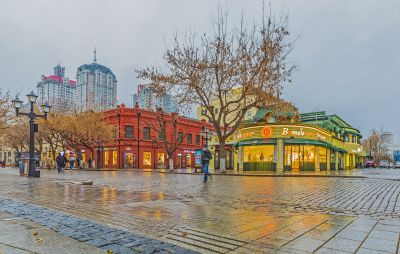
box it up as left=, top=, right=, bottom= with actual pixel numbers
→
left=201, top=144, right=213, bottom=183
left=56, top=153, right=66, bottom=172
left=76, top=157, right=81, bottom=169
left=69, top=152, right=75, bottom=170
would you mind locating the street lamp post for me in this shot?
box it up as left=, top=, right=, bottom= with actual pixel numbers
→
left=11, top=91, right=51, bottom=177
left=200, top=126, right=211, bottom=146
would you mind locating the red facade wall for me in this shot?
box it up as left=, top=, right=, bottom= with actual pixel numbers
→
left=83, top=104, right=211, bottom=169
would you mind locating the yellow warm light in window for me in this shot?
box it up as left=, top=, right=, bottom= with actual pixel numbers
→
left=244, top=145, right=274, bottom=162
left=143, top=152, right=151, bottom=166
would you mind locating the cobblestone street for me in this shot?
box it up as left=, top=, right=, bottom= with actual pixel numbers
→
left=1, top=168, right=400, bottom=253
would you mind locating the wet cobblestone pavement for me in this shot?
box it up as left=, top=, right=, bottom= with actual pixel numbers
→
left=1, top=168, right=400, bottom=253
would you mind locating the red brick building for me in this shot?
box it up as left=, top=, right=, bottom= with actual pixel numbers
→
left=82, top=104, right=210, bottom=169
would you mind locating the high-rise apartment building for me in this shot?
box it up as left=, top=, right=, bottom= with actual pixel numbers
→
left=76, top=49, right=117, bottom=112
left=132, top=84, right=178, bottom=113
left=37, top=64, right=76, bottom=112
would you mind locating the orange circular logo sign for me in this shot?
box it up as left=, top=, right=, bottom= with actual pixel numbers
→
left=261, top=127, right=273, bottom=138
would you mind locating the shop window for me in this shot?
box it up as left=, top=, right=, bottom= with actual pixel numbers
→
left=244, top=145, right=274, bottom=162
left=195, top=135, right=200, bottom=145
left=125, top=153, right=134, bottom=168
left=104, top=151, right=109, bottom=166
left=157, top=153, right=165, bottom=167
left=125, top=126, right=134, bottom=139
left=112, top=151, right=118, bottom=165
left=143, top=127, right=150, bottom=140
left=319, top=147, right=327, bottom=163
left=143, top=152, right=151, bottom=166
left=284, top=146, right=292, bottom=166
left=303, top=146, right=315, bottom=163
left=187, top=134, right=192, bottom=144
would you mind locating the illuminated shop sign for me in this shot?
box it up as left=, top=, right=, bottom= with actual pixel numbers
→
left=236, top=125, right=330, bottom=141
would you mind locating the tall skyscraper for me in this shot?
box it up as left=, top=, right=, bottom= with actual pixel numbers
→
left=76, top=49, right=117, bottom=112
left=37, top=64, right=76, bottom=112
left=132, top=84, right=178, bottom=113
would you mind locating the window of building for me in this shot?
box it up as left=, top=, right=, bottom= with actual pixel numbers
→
left=178, top=132, right=183, bottom=143
left=143, top=152, right=151, bottom=166
left=187, top=134, right=192, bottom=144
left=157, top=153, right=165, bottom=167
left=112, top=151, right=118, bottom=165
left=319, top=147, right=327, bottom=163
left=104, top=151, right=109, bottom=166
left=143, top=127, right=150, bottom=140
left=195, top=135, right=201, bottom=145
left=125, top=126, right=134, bottom=139
left=214, top=108, right=219, bottom=114
left=158, top=132, right=165, bottom=141
left=244, top=145, right=274, bottom=162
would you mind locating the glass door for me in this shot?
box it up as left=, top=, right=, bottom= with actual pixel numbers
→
left=291, top=146, right=300, bottom=171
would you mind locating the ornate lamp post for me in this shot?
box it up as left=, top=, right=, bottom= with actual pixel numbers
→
left=11, top=91, right=51, bottom=177
left=200, top=126, right=211, bottom=146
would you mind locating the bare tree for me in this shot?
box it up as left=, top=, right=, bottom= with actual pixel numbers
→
left=145, top=107, right=187, bottom=171
left=363, top=130, right=389, bottom=162
left=0, top=89, right=13, bottom=132
left=137, top=5, right=295, bottom=171
left=3, top=122, right=29, bottom=153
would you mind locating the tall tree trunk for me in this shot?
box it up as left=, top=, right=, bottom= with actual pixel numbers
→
left=219, top=139, right=226, bottom=172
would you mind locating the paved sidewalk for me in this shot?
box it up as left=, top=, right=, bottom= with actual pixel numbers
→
left=1, top=168, right=400, bottom=253
left=0, top=197, right=195, bottom=254
left=33, top=166, right=368, bottom=178
left=0, top=210, right=104, bottom=254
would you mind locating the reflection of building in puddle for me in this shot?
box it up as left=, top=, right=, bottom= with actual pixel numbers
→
left=101, top=187, right=117, bottom=205
left=126, top=200, right=189, bottom=220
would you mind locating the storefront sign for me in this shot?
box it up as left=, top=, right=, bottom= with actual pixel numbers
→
left=236, top=125, right=330, bottom=142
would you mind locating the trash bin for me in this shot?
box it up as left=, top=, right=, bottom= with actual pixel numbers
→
left=18, top=159, right=25, bottom=176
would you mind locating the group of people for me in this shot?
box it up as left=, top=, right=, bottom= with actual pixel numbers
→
left=55, top=152, right=80, bottom=172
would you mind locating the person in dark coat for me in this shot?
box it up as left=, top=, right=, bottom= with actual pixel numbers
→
left=201, top=145, right=213, bottom=183
left=56, top=153, right=66, bottom=172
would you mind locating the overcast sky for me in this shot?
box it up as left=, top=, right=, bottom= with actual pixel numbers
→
left=1, top=0, right=399, bottom=140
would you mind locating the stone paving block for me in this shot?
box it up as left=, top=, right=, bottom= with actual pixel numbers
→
left=315, top=247, right=350, bottom=254
left=357, top=248, right=390, bottom=254
left=368, top=229, right=399, bottom=241
left=0, top=244, right=31, bottom=254
left=323, top=237, right=362, bottom=253
left=360, top=237, right=397, bottom=253
left=345, top=224, right=375, bottom=233
left=374, top=224, right=400, bottom=233
left=281, top=236, right=325, bottom=252
left=335, top=229, right=369, bottom=241
left=303, top=228, right=339, bottom=241
left=255, top=237, right=290, bottom=249
left=351, top=217, right=377, bottom=226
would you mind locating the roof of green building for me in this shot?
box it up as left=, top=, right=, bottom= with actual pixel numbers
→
left=300, top=111, right=362, bottom=137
